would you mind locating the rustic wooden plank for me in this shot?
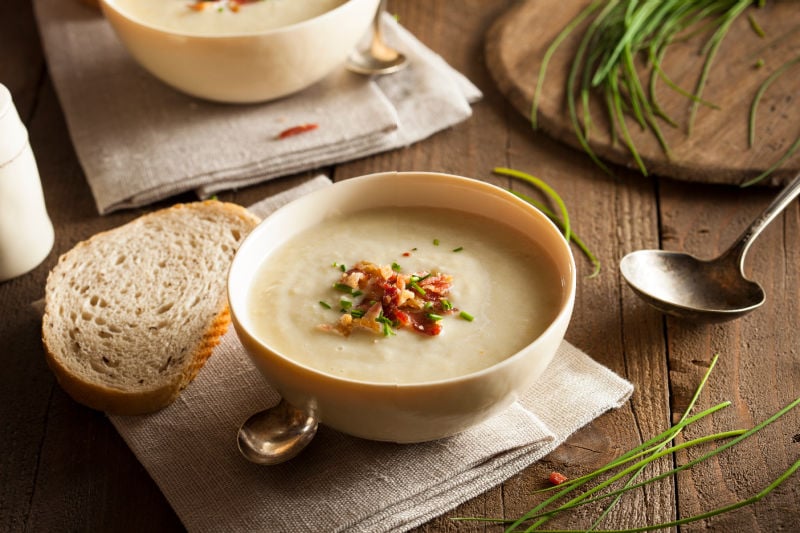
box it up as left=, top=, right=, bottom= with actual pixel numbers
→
left=5, top=0, right=797, bottom=531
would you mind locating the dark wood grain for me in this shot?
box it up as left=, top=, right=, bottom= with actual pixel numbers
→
left=2, top=0, right=799, bottom=532
left=485, top=0, right=800, bottom=187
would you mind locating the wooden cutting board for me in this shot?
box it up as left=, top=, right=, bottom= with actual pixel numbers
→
left=485, top=0, right=800, bottom=186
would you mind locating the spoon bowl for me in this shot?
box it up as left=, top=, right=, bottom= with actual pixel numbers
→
left=620, top=250, right=765, bottom=321
left=346, top=0, right=408, bottom=75
left=237, top=399, right=318, bottom=465
left=621, top=172, right=800, bottom=321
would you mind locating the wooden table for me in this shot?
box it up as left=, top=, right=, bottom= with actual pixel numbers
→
left=3, top=1, right=798, bottom=531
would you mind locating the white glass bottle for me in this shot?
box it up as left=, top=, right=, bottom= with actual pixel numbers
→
left=0, top=83, right=54, bottom=282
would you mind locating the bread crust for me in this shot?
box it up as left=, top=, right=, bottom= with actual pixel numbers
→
left=42, top=201, right=260, bottom=415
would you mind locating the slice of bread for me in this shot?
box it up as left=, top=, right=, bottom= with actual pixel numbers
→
left=42, top=201, right=260, bottom=415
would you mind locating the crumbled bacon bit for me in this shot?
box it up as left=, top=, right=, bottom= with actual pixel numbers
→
left=277, top=123, right=319, bottom=139
left=549, top=471, right=568, bottom=485
left=319, top=260, right=457, bottom=338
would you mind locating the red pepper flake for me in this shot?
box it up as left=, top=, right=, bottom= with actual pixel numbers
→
left=277, top=123, right=319, bottom=139
left=549, top=471, right=568, bottom=485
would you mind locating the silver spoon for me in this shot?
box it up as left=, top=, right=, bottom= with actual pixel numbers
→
left=346, top=0, right=408, bottom=75
left=620, top=172, right=800, bottom=322
left=237, top=398, right=318, bottom=465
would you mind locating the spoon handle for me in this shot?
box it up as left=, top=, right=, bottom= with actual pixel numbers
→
left=727, top=171, right=800, bottom=269
left=370, top=0, right=396, bottom=61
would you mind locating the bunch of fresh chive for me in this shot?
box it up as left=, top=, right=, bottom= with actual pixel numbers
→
left=533, top=0, right=799, bottom=185
left=454, top=354, right=800, bottom=531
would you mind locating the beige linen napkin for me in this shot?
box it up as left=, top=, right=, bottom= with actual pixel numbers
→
left=104, top=176, right=634, bottom=533
left=33, top=0, right=481, bottom=215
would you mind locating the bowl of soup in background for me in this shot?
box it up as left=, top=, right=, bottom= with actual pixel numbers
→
left=98, top=0, right=379, bottom=103
left=228, top=172, right=576, bottom=442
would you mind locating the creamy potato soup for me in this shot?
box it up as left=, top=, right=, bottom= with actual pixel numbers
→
left=247, top=207, right=564, bottom=384
left=112, top=0, right=347, bottom=35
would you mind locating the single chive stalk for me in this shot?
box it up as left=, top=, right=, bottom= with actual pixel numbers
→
left=427, top=313, right=444, bottom=321
left=747, top=56, right=800, bottom=148
left=459, top=311, right=474, bottom=322
left=441, top=299, right=453, bottom=311
left=747, top=13, right=765, bottom=38
left=452, top=246, right=464, bottom=252
left=493, top=167, right=571, bottom=244
left=494, top=167, right=600, bottom=277
left=391, top=262, right=401, bottom=272
left=744, top=54, right=800, bottom=185
left=319, top=301, right=332, bottom=309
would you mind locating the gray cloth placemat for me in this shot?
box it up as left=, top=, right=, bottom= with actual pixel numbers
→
left=107, top=176, right=634, bottom=533
left=33, top=0, right=481, bottom=214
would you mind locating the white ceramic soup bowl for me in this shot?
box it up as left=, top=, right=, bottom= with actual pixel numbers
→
left=98, top=0, right=379, bottom=103
left=228, top=172, right=576, bottom=442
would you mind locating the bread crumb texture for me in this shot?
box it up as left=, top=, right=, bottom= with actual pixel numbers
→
left=42, top=201, right=260, bottom=415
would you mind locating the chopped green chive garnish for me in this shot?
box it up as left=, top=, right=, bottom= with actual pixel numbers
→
left=391, top=262, right=401, bottom=272
left=452, top=246, right=464, bottom=252
left=424, top=301, right=434, bottom=309
left=442, top=299, right=453, bottom=311
left=352, top=290, right=363, bottom=298
left=333, top=282, right=353, bottom=293
left=319, top=301, right=332, bottom=309
left=376, top=315, right=395, bottom=337
left=339, top=299, right=352, bottom=311
left=427, top=313, right=444, bottom=321
left=433, top=239, right=440, bottom=246
left=459, top=311, right=475, bottom=322
left=350, top=309, right=365, bottom=318
left=410, top=281, right=426, bottom=296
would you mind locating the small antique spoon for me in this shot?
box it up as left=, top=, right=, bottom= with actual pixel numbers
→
left=346, top=0, right=408, bottom=75
left=237, top=398, right=318, bottom=465
left=620, top=171, right=800, bottom=321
